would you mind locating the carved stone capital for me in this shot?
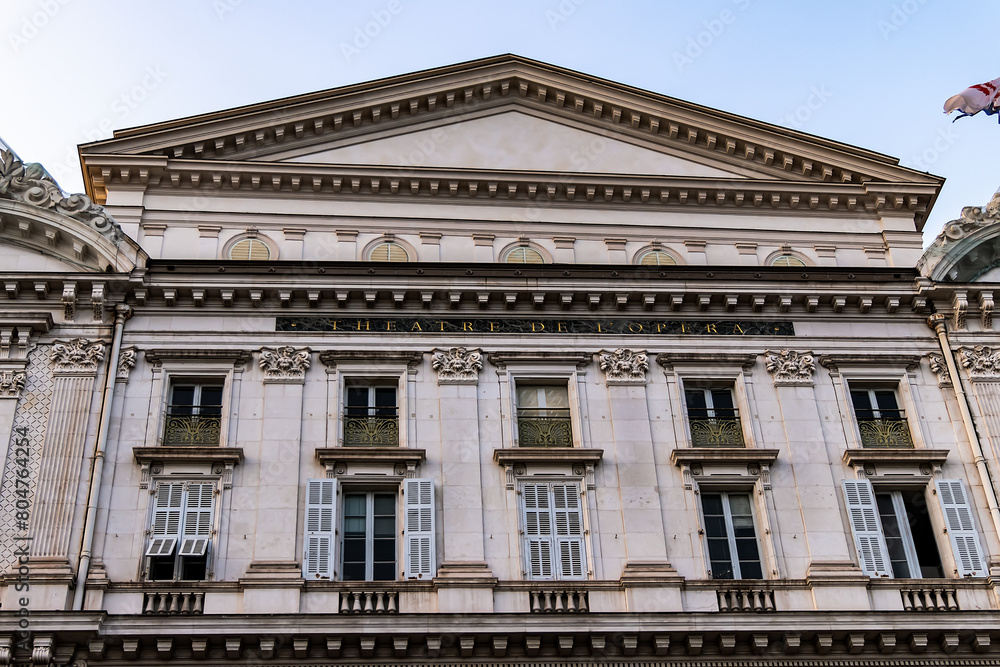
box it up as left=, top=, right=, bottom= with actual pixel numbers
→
left=116, top=346, right=138, bottom=382
left=431, top=347, right=483, bottom=384
left=927, top=353, right=952, bottom=387
left=50, top=338, right=105, bottom=374
left=258, top=346, right=311, bottom=382
left=0, top=369, right=26, bottom=398
left=959, top=345, right=1000, bottom=380
left=764, top=349, right=815, bottom=386
left=599, top=348, right=648, bottom=385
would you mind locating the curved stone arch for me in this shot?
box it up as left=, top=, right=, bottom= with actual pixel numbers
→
left=922, top=224, right=1000, bottom=282
left=221, top=229, right=280, bottom=261
left=763, top=248, right=810, bottom=267
left=498, top=239, right=551, bottom=264
left=360, top=235, right=417, bottom=262
left=0, top=199, right=146, bottom=273
left=633, top=244, right=683, bottom=266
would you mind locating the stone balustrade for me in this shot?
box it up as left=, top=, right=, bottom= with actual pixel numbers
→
left=900, top=587, right=959, bottom=611
left=716, top=587, right=776, bottom=612
left=529, top=589, right=589, bottom=613
left=339, top=590, right=399, bottom=613
left=142, top=591, right=205, bottom=615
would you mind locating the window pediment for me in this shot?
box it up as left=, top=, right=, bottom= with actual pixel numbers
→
left=316, top=447, right=426, bottom=478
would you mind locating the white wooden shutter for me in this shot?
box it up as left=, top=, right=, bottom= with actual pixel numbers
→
left=404, top=478, right=436, bottom=579
left=522, top=483, right=554, bottom=578
left=936, top=479, right=987, bottom=577
left=842, top=479, right=891, bottom=577
left=146, top=481, right=184, bottom=556
left=553, top=483, right=585, bottom=578
left=303, top=478, right=337, bottom=579
left=178, top=482, right=215, bottom=556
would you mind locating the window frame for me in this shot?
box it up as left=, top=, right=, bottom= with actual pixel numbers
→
left=514, top=381, right=574, bottom=448
left=340, top=377, right=404, bottom=447
left=846, top=381, right=916, bottom=449
left=504, top=244, right=546, bottom=264
left=635, top=247, right=680, bottom=266
left=221, top=231, right=278, bottom=261
left=163, top=380, right=225, bottom=446
left=340, top=488, right=398, bottom=582
left=518, top=479, right=589, bottom=581
left=367, top=240, right=410, bottom=262
left=679, top=379, right=749, bottom=448
left=143, top=477, right=220, bottom=582
left=699, top=490, right=765, bottom=580
left=144, top=356, right=241, bottom=449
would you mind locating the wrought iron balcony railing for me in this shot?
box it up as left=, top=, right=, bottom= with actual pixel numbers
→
left=343, top=411, right=399, bottom=446
left=163, top=408, right=222, bottom=446
left=688, top=415, right=744, bottom=447
left=857, top=415, right=913, bottom=448
left=517, top=409, right=573, bottom=447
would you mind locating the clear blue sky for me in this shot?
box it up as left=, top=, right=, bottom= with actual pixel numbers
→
left=3, top=0, right=998, bottom=246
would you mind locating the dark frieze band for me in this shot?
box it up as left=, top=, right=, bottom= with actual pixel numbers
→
left=276, top=317, right=794, bottom=336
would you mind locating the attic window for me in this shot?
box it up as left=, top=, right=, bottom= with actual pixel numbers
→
left=505, top=246, right=544, bottom=264
left=228, top=237, right=271, bottom=261
left=370, top=242, right=409, bottom=262
left=638, top=250, right=678, bottom=266
left=771, top=254, right=806, bottom=267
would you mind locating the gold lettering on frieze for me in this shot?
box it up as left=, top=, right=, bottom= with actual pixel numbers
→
left=463, top=322, right=474, bottom=332
left=706, top=323, right=718, bottom=334
left=411, top=322, right=423, bottom=331
left=557, top=322, right=567, bottom=333
left=531, top=322, right=545, bottom=332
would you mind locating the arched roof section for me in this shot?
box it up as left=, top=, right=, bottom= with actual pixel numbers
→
left=919, top=192, right=1000, bottom=282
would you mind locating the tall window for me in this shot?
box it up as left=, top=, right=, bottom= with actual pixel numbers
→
left=521, top=482, right=586, bottom=580
left=344, top=383, right=398, bottom=446
left=701, top=492, right=762, bottom=579
left=843, top=479, right=986, bottom=578
left=849, top=387, right=912, bottom=448
left=684, top=386, right=744, bottom=447
left=342, top=491, right=397, bottom=581
left=145, top=481, right=215, bottom=581
left=302, top=478, right=436, bottom=581
left=516, top=384, right=572, bottom=447
left=164, top=382, right=224, bottom=446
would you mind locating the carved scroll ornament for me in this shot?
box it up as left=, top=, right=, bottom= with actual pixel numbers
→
left=259, top=346, right=311, bottom=381
left=764, top=349, right=815, bottom=385
left=431, top=347, right=483, bottom=383
left=959, top=345, right=1000, bottom=380
left=599, top=348, right=649, bottom=384
left=50, top=338, right=105, bottom=373
left=0, top=370, right=26, bottom=397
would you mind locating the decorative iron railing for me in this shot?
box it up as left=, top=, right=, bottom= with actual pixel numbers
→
left=163, top=409, right=221, bottom=446
left=857, top=416, right=913, bottom=448
left=689, top=417, right=744, bottom=447
left=339, top=590, right=398, bottom=613
left=343, top=413, right=399, bottom=446
left=517, top=409, right=573, bottom=447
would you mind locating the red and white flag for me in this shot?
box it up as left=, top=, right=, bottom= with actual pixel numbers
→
left=944, top=76, right=1000, bottom=119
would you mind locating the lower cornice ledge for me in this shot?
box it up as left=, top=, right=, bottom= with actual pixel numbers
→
left=239, top=561, right=305, bottom=588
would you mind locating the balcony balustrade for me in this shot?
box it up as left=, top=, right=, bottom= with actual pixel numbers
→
left=689, top=414, right=745, bottom=447
left=716, top=586, right=776, bottom=612
left=142, top=591, right=204, bottom=615
left=529, top=589, right=589, bottom=612
left=343, top=410, right=399, bottom=446
left=901, top=587, right=959, bottom=611
left=517, top=408, right=573, bottom=447
left=162, top=407, right=221, bottom=446
left=857, top=413, right=914, bottom=448
left=339, top=590, right=398, bottom=613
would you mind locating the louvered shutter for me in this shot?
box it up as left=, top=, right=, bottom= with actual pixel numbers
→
left=936, top=479, right=987, bottom=577
left=522, top=483, right=554, bottom=578
left=146, top=481, right=183, bottom=556
left=404, top=478, right=436, bottom=579
left=842, top=479, right=891, bottom=577
left=178, top=482, right=215, bottom=556
left=553, top=483, right=585, bottom=578
left=303, top=478, right=337, bottom=579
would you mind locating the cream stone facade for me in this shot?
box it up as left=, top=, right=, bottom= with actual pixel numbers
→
left=0, top=55, right=998, bottom=665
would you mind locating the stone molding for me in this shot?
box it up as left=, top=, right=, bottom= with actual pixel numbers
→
left=316, top=447, right=426, bottom=478
left=919, top=191, right=1000, bottom=277
left=116, top=346, right=138, bottom=382
left=493, top=447, right=603, bottom=490
left=144, top=348, right=252, bottom=368
left=818, top=354, right=921, bottom=372
left=657, top=353, right=757, bottom=373
left=488, top=351, right=592, bottom=370
left=927, top=352, right=952, bottom=387
left=431, top=347, right=482, bottom=384
left=670, top=448, right=779, bottom=491
left=959, top=345, right=1000, bottom=380
left=764, top=349, right=815, bottom=386
left=0, top=369, right=26, bottom=398
left=258, top=346, right=311, bottom=383
left=0, top=147, right=123, bottom=242
left=599, top=348, right=648, bottom=385
left=842, top=448, right=949, bottom=478
left=319, top=351, right=422, bottom=369
left=133, top=446, right=243, bottom=489
left=49, top=337, right=105, bottom=375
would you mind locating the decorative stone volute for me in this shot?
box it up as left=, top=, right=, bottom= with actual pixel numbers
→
left=0, top=369, right=26, bottom=398
left=959, top=346, right=1000, bottom=380
left=764, top=349, right=815, bottom=386
left=258, top=346, right=311, bottom=382
left=117, top=346, right=138, bottom=382
left=50, top=338, right=105, bottom=374
left=431, top=347, right=483, bottom=384
left=599, top=348, right=648, bottom=385
left=927, top=353, right=952, bottom=387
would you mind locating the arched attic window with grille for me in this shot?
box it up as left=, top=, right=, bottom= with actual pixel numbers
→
left=504, top=245, right=545, bottom=264
left=369, top=242, right=409, bottom=262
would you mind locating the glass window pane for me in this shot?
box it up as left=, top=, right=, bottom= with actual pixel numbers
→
left=346, top=387, right=369, bottom=409
left=850, top=390, right=875, bottom=418
left=373, top=538, right=396, bottom=561
left=171, top=386, right=195, bottom=410
left=701, top=493, right=724, bottom=516
left=685, top=389, right=707, bottom=415
left=710, top=389, right=735, bottom=415
left=738, top=559, right=763, bottom=579
left=876, top=493, right=910, bottom=578
left=374, top=387, right=396, bottom=408
left=542, top=386, right=568, bottom=408
left=372, top=561, right=395, bottom=580
left=901, top=492, right=943, bottom=577
left=517, top=386, right=540, bottom=409
left=727, top=494, right=753, bottom=516
left=342, top=562, right=366, bottom=581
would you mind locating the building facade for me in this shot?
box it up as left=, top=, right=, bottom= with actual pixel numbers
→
left=1, top=55, right=998, bottom=665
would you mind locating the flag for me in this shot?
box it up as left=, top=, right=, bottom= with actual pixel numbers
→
left=944, top=76, right=1000, bottom=121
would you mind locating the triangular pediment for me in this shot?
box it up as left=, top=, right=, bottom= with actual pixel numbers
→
left=279, top=109, right=744, bottom=178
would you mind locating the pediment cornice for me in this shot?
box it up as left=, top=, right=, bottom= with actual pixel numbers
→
left=82, top=155, right=936, bottom=217
left=81, top=56, right=941, bottom=212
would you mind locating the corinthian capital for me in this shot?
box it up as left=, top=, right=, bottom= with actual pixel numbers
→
left=764, top=349, right=815, bottom=386
left=431, top=347, right=483, bottom=384
left=259, top=346, right=311, bottom=382
left=50, top=338, right=105, bottom=374
left=599, top=348, right=649, bottom=385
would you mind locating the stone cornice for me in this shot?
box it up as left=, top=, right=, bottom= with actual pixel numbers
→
left=493, top=448, right=604, bottom=466
left=819, top=354, right=922, bottom=371
left=133, top=446, right=245, bottom=465
left=319, top=351, right=423, bottom=368
left=82, top=157, right=935, bottom=216
left=842, top=448, right=950, bottom=467
left=670, top=448, right=779, bottom=466
left=143, top=348, right=252, bottom=366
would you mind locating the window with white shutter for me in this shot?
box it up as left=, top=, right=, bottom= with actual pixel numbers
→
left=936, top=479, right=988, bottom=577
left=520, top=482, right=586, bottom=580
left=303, top=478, right=337, bottom=580
left=843, top=479, right=891, bottom=577
left=146, top=480, right=217, bottom=581
left=403, top=478, right=436, bottom=579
